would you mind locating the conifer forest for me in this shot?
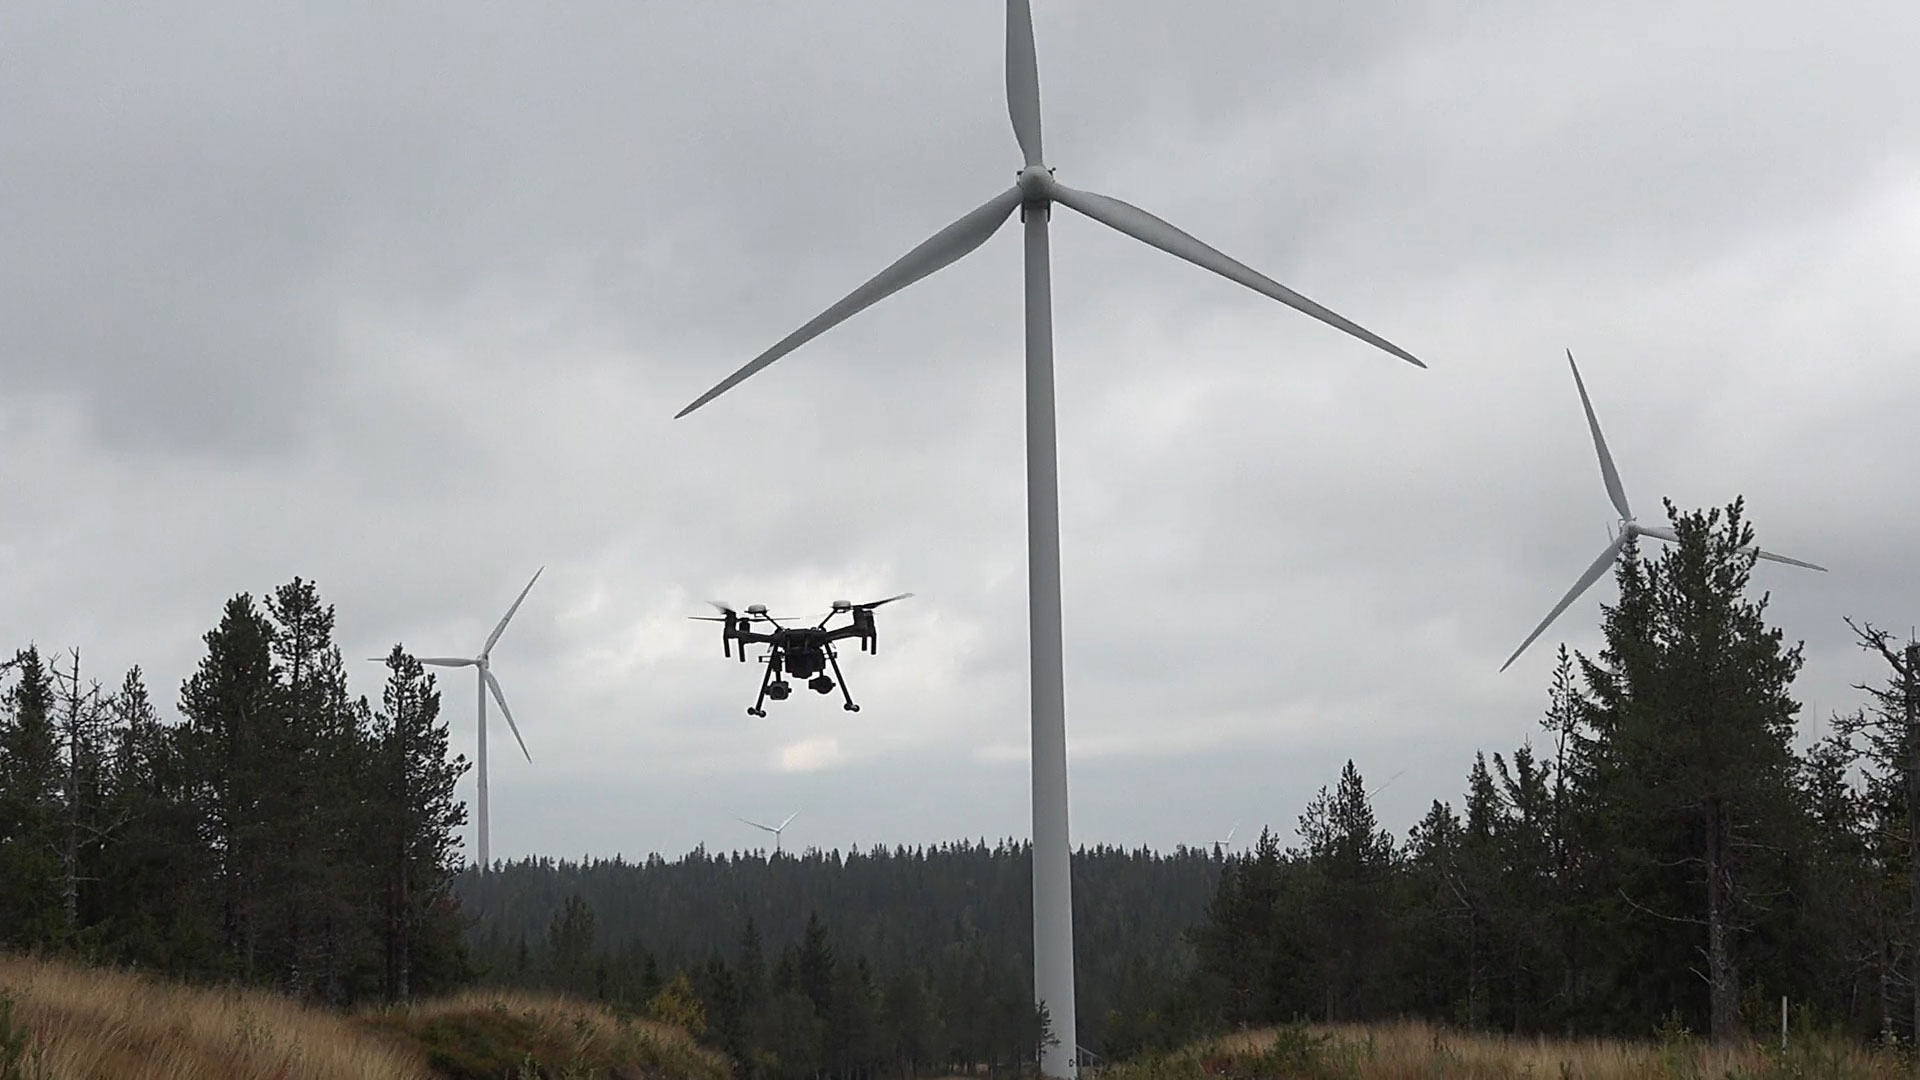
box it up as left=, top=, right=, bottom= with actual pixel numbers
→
left=2, top=498, right=1916, bottom=1076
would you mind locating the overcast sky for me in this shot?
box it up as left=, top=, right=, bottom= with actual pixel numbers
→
left=4, top=1, right=1917, bottom=865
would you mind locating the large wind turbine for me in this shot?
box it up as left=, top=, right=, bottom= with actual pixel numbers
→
left=674, top=6, right=1422, bottom=1074
left=394, top=568, right=543, bottom=872
left=1499, top=352, right=1826, bottom=673
left=737, top=811, right=800, bottom=855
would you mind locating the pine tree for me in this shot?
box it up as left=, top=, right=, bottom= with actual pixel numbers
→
left=1295, top=760, right=1396, bottom=1020
left=738, top=916, right=768, bottom=1012
left=548, top=893, right=598, bottom=995
left=1402, top=799, right=1470, bottom=1022
left=97, top=665, right=212, bottom=967
left=1832, top=620, right=1920, bottom=1038
left=1573, top=499, right=1806, bottom=1043
left=0, top=647, right=64, bottom=946
left=373, top=646, right=471, bottom=1000
left=46, top=649, right=113, bottom=939
left=178, top=594, right=279, bottom=979
left=263, top=578, right=371, bottom=1000
left=797, top=912, right=836, bottom=1019
left=1189, top=828, right=1280, bottom=1025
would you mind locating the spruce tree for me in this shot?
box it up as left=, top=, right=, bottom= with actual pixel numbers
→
left=264, top=578, right=371, bottom=999
left=1295, top=760, right=1396, bottom=1020
left=179, top=594, right=280, bottom=978
left=1572, top=499, right=1805, bottom=1042
left=0, top=647, right=64, bottom=946
left=1832, top=620, right=1920, bottom=1038
left=372, top=646, right=470, bottom=1000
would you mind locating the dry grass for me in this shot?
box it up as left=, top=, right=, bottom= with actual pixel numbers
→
left=0, top=954, right=729, bottom=1080
left=364, top=987, right=730, bottom=1080
left=1106, top=1019, right=1909, bottom=1080
left=0, top=952, right=431, bottom=1079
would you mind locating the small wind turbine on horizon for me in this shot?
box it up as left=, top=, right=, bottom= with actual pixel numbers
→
left=673, top=7, right=1423, bottom=1073
left=1210, top=822, right=1238, bottom=858
left=737, top=811, right=800, bottom=855
left=1499, top=352, right=1827, bottom=673
left=376, top=567, right=543, bottom=873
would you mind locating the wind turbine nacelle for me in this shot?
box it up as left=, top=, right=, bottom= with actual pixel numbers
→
left=831, top=600, right=852, bottom=612
left=747, top=604, right=768, bottom=616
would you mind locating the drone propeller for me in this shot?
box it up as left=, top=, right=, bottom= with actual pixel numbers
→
left=701, top=601, right=747, bottom=658
left=852, top=592, right=914, bottom=610
left=841, top=592, right=913, bottom=654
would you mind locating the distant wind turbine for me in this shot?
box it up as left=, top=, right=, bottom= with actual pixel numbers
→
left=1369, top=769, right=1407, bottom=799
left=1500, top=351, right=1826, bottom=673
left=1210, top=822, right=1239, bottom=858
left=377, top=567, right=543, bottom=872
left=673, top=7, right=1423, bottom=1072
left=738, top=812, right=800, bottom=854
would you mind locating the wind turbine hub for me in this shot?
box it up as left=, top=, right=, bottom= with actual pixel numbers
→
left=1016, top=165, right=1055, bottom=201
left=1622, top=519, right=1639, bottom=537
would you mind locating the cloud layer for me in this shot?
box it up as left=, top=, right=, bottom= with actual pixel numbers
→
left=4, top=0, right=1916, bottom=860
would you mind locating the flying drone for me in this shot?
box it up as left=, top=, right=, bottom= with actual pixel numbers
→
left=693, top=593, right=912, bottom=716
left=695, top=591, right=910, bottom=711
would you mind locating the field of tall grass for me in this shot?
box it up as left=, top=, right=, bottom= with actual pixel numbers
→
left=1103, top=1020, right=1910, bottom=1080
left=0, top=953, right=728, bottom=1080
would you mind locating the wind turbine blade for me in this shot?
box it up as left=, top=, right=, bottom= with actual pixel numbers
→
left=779, top=811, right=800, bottom=830
left=416, top=657, right=478, bottom=668
left=1005, top=0, right=1044, bottom=166
left=736, top=816, right=775, bottom=833
left=1566, top=350, right=1631, bottom=521
left=675, top=186, right=1023, bottom=418
left=1622, top=522, right=1824, bottom=571
left=1224, top=823, right=1237, bottom=844
left=1500, top=535, right=1628, bottom=673
left=483, top=669, right=531, bottom=763
left=1048, top=184, right=1424, bottom=368
left=484, top=567, right=545, bottom=656
left=1753, top=547, right=1828, bottom=572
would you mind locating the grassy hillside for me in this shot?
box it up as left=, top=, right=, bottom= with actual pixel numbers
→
left=1103, top=1021, right=1909, bottom=1080
left=0, top=954, right=728, bottom=1080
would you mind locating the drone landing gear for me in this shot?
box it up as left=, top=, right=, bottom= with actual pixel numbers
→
left=748, top=647, right=784, bottom=718
left=825, top=646, right=860, bottom=712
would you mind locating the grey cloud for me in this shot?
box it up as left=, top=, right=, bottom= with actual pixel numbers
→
left=2, top=1, right=1916, bottom=861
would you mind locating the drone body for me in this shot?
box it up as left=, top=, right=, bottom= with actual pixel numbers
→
left=695, top=594, right=911, bottom=716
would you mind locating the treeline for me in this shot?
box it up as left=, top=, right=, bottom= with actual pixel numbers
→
left=455, top=841, right=1221, bottom=1073
left=1184, top=500, right=1918, bottom=1047
left=0, top=578, right=469, bottom=1004
left=5, top=497, right=1912, bottom=1070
